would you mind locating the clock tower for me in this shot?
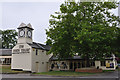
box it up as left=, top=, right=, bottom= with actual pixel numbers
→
left=17, top=23, right=34, bottom=44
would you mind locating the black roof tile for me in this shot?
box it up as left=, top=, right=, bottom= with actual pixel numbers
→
left=0, top=49, right=12, bottom=56
left=27, top=42, right=51, bottom=51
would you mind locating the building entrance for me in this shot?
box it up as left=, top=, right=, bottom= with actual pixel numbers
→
left=35, top=62, right=39, bottom=72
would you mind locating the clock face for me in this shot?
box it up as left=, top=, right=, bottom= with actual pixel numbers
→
left=27, top=30, right=32, bottom=38
left=19, top=30, right=25, bottom=37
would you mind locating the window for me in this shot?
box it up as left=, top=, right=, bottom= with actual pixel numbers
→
left=101, top=61, right=106, bottom=66
left=36, top=49, right=38, bottom=55
left=51, top=64, right=54, bottom=69
left=42, top=62, right=44, bottom=64
left=62, top=62, right=64, bottom=64
left=19, top=45, right=24, bottom=48
left=69, top=62, right=73, bottom=69
left=82, top=61, right=85, bottom=67
left=91, top=61, right=95, bottom=66
left=78, top=62, right=81, bottom=68
left=9, top=58, right=11, bottom=64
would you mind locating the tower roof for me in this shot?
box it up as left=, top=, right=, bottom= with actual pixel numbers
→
left=17, top=23, right=34, bottom=30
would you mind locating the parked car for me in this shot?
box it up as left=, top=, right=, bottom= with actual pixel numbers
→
left=118, top=63, right=120, bottom=67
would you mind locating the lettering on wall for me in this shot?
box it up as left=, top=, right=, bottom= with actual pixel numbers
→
left=19, top=45, right=24, bottom=48
left=13, top=45, right=30, bottom=54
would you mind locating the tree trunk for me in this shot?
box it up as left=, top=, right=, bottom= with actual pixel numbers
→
left=86, top=53, right=90, bottom=67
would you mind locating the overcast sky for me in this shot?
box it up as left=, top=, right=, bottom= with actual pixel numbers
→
left=0, top=0, right=119, bottom=44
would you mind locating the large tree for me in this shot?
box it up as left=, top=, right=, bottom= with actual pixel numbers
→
left=115, top=27, right=120, bottom=62
left=1, top=30, right=17, bottom=49
left=46, top=1, right=120, bottom=63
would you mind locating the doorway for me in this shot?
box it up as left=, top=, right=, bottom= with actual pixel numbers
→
left=35, top=62, right=39, bottom=72
left=74, top=62, right=77, bottom=71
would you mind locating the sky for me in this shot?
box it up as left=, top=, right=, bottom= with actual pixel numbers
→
left=0, top=0, right=119, bottom=44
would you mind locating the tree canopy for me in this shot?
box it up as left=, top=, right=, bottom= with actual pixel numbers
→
left=1, top=29, right=17, bottom=49
left=46, top=1, right=120, bottom=60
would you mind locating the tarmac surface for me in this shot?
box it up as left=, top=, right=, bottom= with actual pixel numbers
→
left=1, top=70, right=120, bottom=80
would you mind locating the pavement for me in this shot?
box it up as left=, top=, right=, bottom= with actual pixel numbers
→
left=1, top=70, right=120, bottom=80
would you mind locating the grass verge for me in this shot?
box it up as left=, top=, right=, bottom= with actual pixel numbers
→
left=0, top=65, right=118, bottom=76
left=34, top=71, right=98, bottom=76
left=0, top=65, right=24, bottom=73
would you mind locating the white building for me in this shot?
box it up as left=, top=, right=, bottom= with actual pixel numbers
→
left=12, top=23, right=118, bottom=73
left=49, top=55, right=118, bottom=71
left=11, top=23, right=51, bottom=72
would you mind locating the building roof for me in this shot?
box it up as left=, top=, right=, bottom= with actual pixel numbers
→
left=0, top=49, right=12, bottom=56
left=17, top=23, right=34, bottom=30
left=50, top=55, right=114, bottom=61
left=50, top=55, right=83, bottom=61
left=28, top=42, right=51, bottom=51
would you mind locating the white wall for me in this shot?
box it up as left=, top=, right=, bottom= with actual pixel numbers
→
left=18, top=37, right=32, bottom=44
left=11, top=43, right=32, bottom=71
left=95, top=60, right=117, bottom=70
left=31, top=49, right=51, bottom=72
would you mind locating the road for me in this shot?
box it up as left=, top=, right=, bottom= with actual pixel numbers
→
left=1, top=70, right=120, bottom=80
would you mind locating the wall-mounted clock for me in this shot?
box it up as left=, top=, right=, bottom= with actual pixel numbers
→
left=27, top=30, right=32, bottom=38
left=19, top=30, right=25, bottom=37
